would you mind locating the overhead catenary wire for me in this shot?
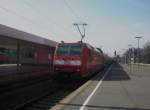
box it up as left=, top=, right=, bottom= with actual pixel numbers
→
left=0, top=6, right=36, bottom=25
left=63, top=0, right=88, bottom=41
left=23, top=0, right=76, bottom=35
left=0, top=4, right=56, bottom=37
left=0, top=0, right=87, bottom=40
left=63, top=0, right=83, bottom=22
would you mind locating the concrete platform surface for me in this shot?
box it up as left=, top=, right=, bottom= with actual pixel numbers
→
left=51, top=63, right=150, bottom=110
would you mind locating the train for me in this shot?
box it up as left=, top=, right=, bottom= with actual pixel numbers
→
left=0, top=24, right=107, bottom=85
left=0, top=24, right=57, bottom=85
left=53, top=41, right=105, bottom=78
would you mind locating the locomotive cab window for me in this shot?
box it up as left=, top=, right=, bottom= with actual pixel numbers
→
left=57, top=45, right=69, bottom=55
left=57, top=44, right=81, bottom=56
left=70, top=45, right=81, bottom=55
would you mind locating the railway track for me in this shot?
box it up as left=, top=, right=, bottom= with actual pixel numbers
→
left=0, top=75, right=58, bottom=110
left=21, top=90, right=70, bottom=110
left=13, top=66, right=110, bottom=110
left=0, top=75, right=55, bottom=93
left=15, top=77, right=87, bottom=110
left=0, top=63, right=111, bottom=110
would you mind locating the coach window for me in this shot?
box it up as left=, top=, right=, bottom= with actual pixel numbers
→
left=0, top=36, right=17, bottom=64
left=20, top=41, right=35, bottom=65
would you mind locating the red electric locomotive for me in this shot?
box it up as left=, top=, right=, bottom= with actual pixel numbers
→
left=54, top=41, right=105, bottom=77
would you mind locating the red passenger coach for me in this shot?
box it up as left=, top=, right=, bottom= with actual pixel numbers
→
left=0, top=24, right=58, bottom=84
left=54, top=41, right=105, bottom=77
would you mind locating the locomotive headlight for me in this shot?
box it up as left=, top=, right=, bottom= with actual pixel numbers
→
left=54, top=60, right=64, bottom=65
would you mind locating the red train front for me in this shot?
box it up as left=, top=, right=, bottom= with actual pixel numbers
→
left=54, top=41, right=105, bottom=77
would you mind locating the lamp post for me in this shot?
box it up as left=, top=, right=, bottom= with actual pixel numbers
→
left=128, top=44, right=133, bottom=73
left=122, top=48, right=126, bottom=64
left=135, top=36, right=142, bottom=70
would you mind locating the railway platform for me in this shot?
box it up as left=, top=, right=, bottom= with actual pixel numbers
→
left=51, top=63, right=150, bottom=110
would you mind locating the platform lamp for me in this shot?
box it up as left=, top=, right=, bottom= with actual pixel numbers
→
left=135, top=36, right=142, bottom=70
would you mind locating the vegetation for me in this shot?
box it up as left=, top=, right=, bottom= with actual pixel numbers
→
left=121, top=41, right=150, bottom=64
left=143, top=42, right=150, bottom=63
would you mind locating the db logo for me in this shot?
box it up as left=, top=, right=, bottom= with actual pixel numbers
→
left=65, top=61, right=70, bottom=65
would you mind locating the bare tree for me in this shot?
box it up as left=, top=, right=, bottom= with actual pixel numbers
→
left=143, top=42, right=150, bottom=63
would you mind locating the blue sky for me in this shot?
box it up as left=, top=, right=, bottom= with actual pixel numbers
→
left=0, top=0, right=150, bottom=56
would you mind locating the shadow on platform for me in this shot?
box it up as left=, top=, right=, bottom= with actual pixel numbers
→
left=92, top=62, right=130, bottom=81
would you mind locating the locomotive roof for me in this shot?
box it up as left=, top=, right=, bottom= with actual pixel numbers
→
left=0, top=24, right=58, bottom=47
left=58, top=41, right=103, bottom=53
